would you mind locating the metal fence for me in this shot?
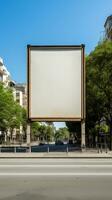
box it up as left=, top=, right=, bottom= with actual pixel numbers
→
left=0, top=144, right=81, bottom=153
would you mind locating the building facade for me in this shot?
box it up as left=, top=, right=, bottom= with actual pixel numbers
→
left=0, top=57, right=11, bottom=87
left=15, top=83, right=27, bottom=108
left=0, top=57, right=27, bottom=143
left=0, top=57, right=27, bottom=109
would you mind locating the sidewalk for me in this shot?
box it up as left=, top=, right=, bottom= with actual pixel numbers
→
left=0, top=150, right=112, bottom=158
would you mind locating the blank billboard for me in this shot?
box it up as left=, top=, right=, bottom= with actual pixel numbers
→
left=27, top=45, right=85, bottom=121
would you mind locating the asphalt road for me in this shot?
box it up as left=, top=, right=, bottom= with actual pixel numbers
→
left=0, top=158, right=112, bottom=200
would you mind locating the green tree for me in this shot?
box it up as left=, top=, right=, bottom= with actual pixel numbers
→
left=55, top=127, right=69, bottom=141
left=0, top=83, right=27, bottom=143
left=66, top=122, right=80, bottom=133
left=95, top=123, right=109, bottom=134
left=46, top=125, right=54, bottom=142
left=8, top=103, right=25, bottom=142
left=0, top=83, right=15, bottom=133
left=21, top=108, right=27, bottom=140
left=38, top=124, right=47, bottom=142
left=31, top=122, right=40, bottom=141
left=38, top=124, right=54, bottom=143
left=66, top=122, right=81, bottom=144
left=86, top=41, right=112, bottom=147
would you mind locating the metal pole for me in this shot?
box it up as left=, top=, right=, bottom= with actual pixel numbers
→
left=27, top=123, right=31, bottom=152
left=47, top=146, right=49, bottom=153
left=66, top=145, right=68, bottom=153
left=14, top=146, right=16, bottom=153
left=81, top=120, right=86, bottom=151
left=97, top=143, right=100, bottom=153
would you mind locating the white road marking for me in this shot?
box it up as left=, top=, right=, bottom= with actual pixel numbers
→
left=0, top=172, right=112, bottom=176
left=0, top=159, right=112, bottom=163
left=0, top=165, right=112, bottom=168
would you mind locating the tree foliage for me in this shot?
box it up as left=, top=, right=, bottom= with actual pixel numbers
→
left=0, top=83, right=27, bottom=140
left=66, top=122, right=81, bottom=134
left=55, top=127, right=69, bottom=141
left=0, top=83, right=14, bottom=131
left=86, top=40, right=112, bottom=135
left=66, top=41, right=112, bottom=145
left=31, top=123, right=55, bottom=142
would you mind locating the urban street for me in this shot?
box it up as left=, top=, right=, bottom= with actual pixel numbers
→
left=0, top=158, right=112, bottom=200
left=0, top=1, right=112, bottom=199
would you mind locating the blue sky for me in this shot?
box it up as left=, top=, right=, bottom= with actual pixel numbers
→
left=0, top=0, right=112, bottom=83
left=0, top=0, right=112, bottom=129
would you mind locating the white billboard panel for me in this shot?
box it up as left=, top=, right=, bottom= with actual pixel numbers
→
left=28, top=46, right=85, bottom=121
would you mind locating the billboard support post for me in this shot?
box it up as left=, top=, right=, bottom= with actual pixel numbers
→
left=27, top=123, right=31, bottom=152
left=81, top=120, right=86, bottom=151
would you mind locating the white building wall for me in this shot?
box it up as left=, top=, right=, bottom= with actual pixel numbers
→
left=0, top=57, right=11, bottom=87
left=16, top=91, right=23, bottom=107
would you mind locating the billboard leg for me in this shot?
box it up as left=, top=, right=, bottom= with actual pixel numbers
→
left=27, top=124, right=31, bottom=152
left=81, top=120, right=86, bottom=151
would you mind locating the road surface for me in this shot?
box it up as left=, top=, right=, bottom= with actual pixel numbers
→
left=0, top=158, right=112, bottom=199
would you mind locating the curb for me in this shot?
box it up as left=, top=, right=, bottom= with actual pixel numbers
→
left=0, top=152, right=112, bottom=159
